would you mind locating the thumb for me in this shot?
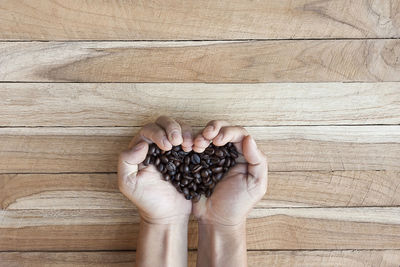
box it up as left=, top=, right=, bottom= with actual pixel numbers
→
left=242, top=135, right=268, bottom=197
left=118, top=141, right=148, bottom=194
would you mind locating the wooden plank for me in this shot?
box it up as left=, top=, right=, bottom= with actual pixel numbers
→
left=1, top=0, right=399, bottom=40
left=0, top=126, right=398, bottom=173
left=1, top=40, right=400, bottom=82
left=1, top=207, right=400, bottom=250
left=1, top=83, right=399, bottom=127
left=1, top=250, right=400, bottom=267
left=1, top=171, right=399, bottom=210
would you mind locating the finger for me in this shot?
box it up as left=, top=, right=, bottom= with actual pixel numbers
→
left=242, top=135, right=268, bottom=193
left=212, top=126, right=249, bottom=148
left=202, top=120, right=230, bottom=140
left=193, top=134, right=211, bottom=153
left=179, top=121, right=194, bottom=152
left=130, top=123, right=172, bottom=151
left=118, top=141, right=148, bottom=194
left=155, top=116, right=183, bottom=146
left=193, top=120, right=230, bottom=152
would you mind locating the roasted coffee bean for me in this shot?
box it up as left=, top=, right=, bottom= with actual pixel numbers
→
left=211, top=166, right=223, bottom=173
left=143, top=142, right=238, bottom=198
left=201, top=169, right=209, bottom=178
left=143, top=155, right=151, bottom=166
left=215, top=149, right=224, bottom=158
left=205, top=147, right=214, bottom=155
left=191, top=154, right=201, bottom=164
left=166, top=162, right=176, bottom=172
left=218, top=158, right=225, bottom=166
left=184, top=156, right=191, bottom=165
left=193, top=164, right=202, bottom=173
left=181, top=179, right=190, bottom=186
left=161, top=155, right=169, bottom=164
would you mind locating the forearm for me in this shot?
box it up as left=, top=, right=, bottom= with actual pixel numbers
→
left=196, top=221, right=247, bottom=267
left=136, top=218, right=189, bottom=267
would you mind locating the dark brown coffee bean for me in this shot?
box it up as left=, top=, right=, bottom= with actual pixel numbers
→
left=185, top=194, right=191, bottom=200
left=215, top=149, right=224, bottom=158
left=166, top=162, right=176, bottom=172
left=230, top=150, right=238, bottom=158
left=184, top=175, right=194, bottom=181
left=231, top=158, right=236, bottom=167
left=174, top=160, right=181, bottom=167
left=193, top=164, right=202, bottom=173
left=211, top=166, right=223, bottom=173
left=195, top=177, right=202, bottom=184
left=164, top=174, right=171, bottom=181
left=191, top=154, right=201, bottom=164
left=205, top=189, right=211, bottom=198
left=184, top=156, right=191, bottom=165
left=201, top=169, right=209, bottom=178
left=181, top=179, right=189, bottom=186
left=173, top=146, right=180, bottom=151
left=149, top=144, right=156, bottom=154
left=161, top=155, right=169, bottom=164
left=205, top=147, right=214, bottom=155
left=218, top=158, right=225, bottom=166
left=194, top=172, right=201, bottom=179
left=154, top=157, right=161, bottom=166
left=175, top=173, right=182, bottom=181
left=215, top=172, right=223, bottom=181
left=155, top=147, right=161, bottom=154
left=204, top=178, right=213, bottom=186
left=210, top=157, right=219, bottom=165
left=224, top=158, right=231, bottom=168
left=192, top=183, right=197, bottom=191
left=222, top=147, right=229, bottom=156
left=168, top=170, right=176, bottom=176
left=177, top=186, right=183, bottom=193
left=183, top=165, right=190, bottom=173
left=143, top=155, right=151, bottom=166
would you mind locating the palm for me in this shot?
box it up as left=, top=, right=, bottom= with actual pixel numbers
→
left=193, top=160, right=254, bottom=226
left=127, top=165, right=192, bottom=220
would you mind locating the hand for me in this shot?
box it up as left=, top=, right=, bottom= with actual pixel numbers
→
left=192, top=120, right=268, bottom=226
left=118, top=116, right=194, bottom=224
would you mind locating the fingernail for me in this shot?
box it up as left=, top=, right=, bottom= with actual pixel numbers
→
left=216, top=133, right=224, bottom=142
left=171, top=131, right=181, bottom=141
left=162, top=137, right=172, bottom=149
left=204, top=126, right=214, bottom=132
left=133, top=142, right=146, bottom=151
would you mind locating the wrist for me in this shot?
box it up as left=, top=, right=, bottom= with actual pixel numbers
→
left=140, top=213, right=190, bottom=225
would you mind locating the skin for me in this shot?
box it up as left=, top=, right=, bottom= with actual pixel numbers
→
left=118, top=117, right=268, bottom=267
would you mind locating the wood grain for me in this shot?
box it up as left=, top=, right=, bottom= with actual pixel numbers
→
left=1, top=207, right=400, bottom=250
left=1, top=83, right=399, bottom=126
left=1, top=0, right=399, bottom=40
left=1, top=40, right=400, bottom=82
left=1, top=250, right=400, bottom=267
left=1, top=171, right=399, bottom=210
left=0, top=126, right=398, bottom=173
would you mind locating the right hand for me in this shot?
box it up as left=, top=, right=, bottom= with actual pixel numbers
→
left=191, top=121, right=268, bottom=226
left=118, top=116, right=194, bottom=224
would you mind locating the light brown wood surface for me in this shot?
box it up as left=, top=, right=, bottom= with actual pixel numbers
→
left=1, top=250, right=400, bottom=267
left=1, top=1, right=399, bottom=264
left=2, top=40, right=400, bottom=82
left=1, top=171, right=399, bottom=210
left=0, top=126, right=398, bottom=173
left=1, top=83, right=399, bottom=126
left=1, top=0, right=399, bottom=40
left=1, top=207, right=400, bottom=250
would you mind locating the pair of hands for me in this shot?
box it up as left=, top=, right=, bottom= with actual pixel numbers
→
left=118, top=116, right=268, bottom=226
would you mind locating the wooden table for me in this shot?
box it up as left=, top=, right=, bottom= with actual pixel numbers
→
left=0, top=1, right=399, bottom=266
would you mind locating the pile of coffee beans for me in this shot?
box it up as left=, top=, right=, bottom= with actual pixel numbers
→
left=143, top=142, right=238, bottom=202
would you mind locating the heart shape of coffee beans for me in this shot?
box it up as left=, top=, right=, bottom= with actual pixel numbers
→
left=143, top=142, right=239, bottom=202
